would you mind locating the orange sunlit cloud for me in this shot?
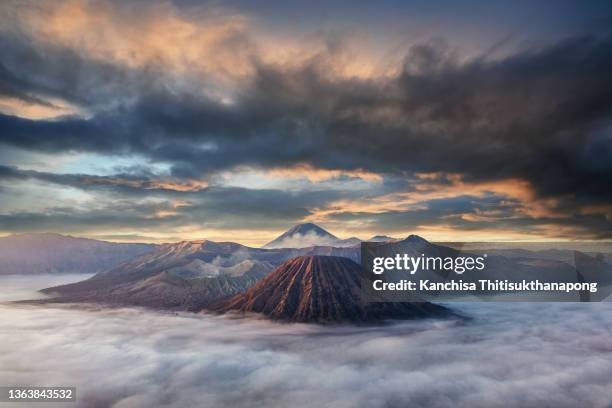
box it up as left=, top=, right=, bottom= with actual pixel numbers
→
left=411, top=173, right=565, bottom=219
left=25, top=0, right=253, bottom=80
left=16, top=0, right=391, bottom=85
left=306, top=173, right=570, bottom=239
left=267, top=164, right=383, bottom=183
left=150, top=200, right=192, bottom=219
left=0, top=96, right=81, bottom=120
left=78, top=176, right=209, bottom=192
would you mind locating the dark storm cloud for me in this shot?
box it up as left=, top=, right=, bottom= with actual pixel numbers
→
left=9, top=158, right=608, bottom=238
left=2, top=33, right=612, bottom=199
left=328, top=198, right=612, bottom=240
left=0, top=165, right=203, bottom=194
left=1, top=3, right=612, bottom=238
left=0, top=28, right=146, bottom=109
left=0, top=164, right=345, bottom=231
left=0, top=164, right=344, bottom=210
left=0, top=164, right=27, bottom=180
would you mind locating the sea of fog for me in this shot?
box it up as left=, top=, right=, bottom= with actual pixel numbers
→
left=1, top=275, right=612, bottom=408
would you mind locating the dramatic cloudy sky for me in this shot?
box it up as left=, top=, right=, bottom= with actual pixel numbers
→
left=0, top=0, right=611, bottom=245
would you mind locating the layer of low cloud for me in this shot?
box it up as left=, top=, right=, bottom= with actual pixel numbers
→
left=1, top=275, right=612, bottom=408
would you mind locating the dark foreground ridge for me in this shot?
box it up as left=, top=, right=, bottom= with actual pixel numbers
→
left=209, top=255, right=451, bottom=323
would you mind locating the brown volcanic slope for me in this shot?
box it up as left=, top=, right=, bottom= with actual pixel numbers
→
left=210, top=255, right=450, bottom=323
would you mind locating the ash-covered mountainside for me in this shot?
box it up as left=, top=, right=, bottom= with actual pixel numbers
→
left=40, top=240, right=273, bottom=310
left=40, top=238, right=360, bottom=310
left=209, top=255, right=451, bottom=323
left=38, top=224, right=600, bottom=313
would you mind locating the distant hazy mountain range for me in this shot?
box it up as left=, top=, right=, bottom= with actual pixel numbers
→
left=39, top=222, right=385, bottom=311
left=30, top=223, right=612, bottom=323
left=41, top=235, right=453, bottom=321
left=0, top=233, right=155, bottom=275
left=1, top=225, right=396, bottom=276
left=41, top=237, right=362, bottom=310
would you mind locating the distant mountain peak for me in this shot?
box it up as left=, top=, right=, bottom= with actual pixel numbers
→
left=263, top=223, right=339, bottom=249
left=284, top=223, right=335, bottom=236
left=368, top=235, right=397, bottom=242
left=404, top=234, right=429, bottom=244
